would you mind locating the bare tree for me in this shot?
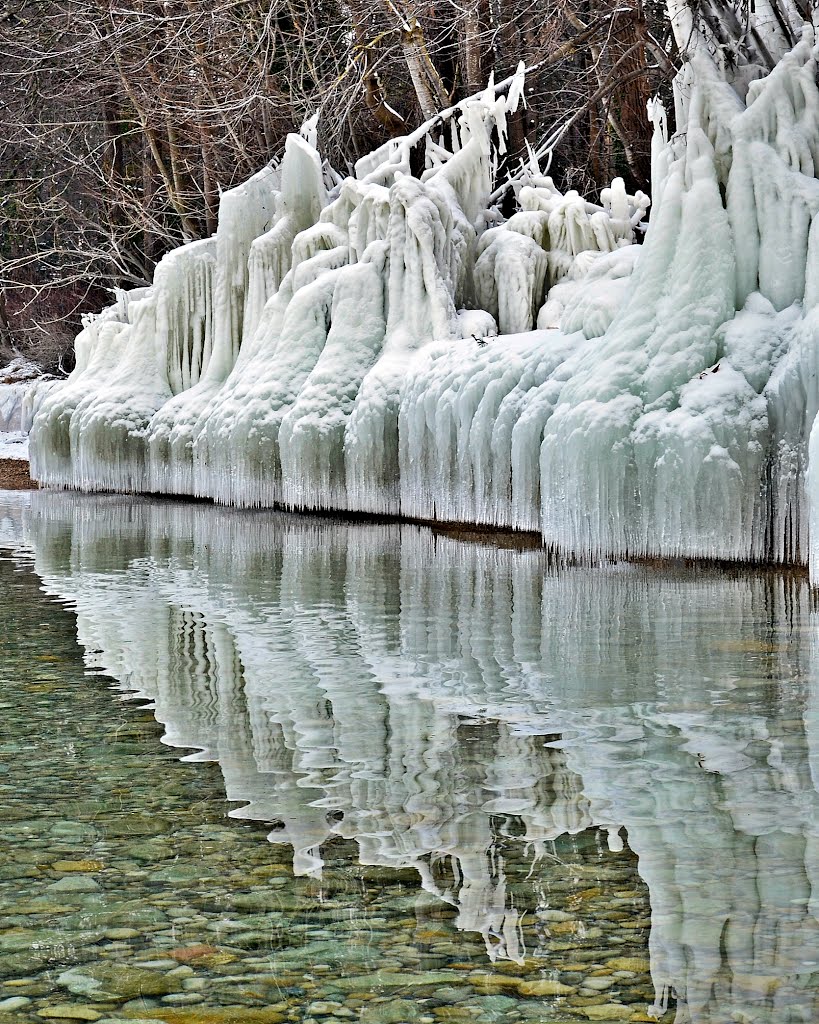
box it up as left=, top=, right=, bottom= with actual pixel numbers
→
left=0, top=0, right=682, bottom=368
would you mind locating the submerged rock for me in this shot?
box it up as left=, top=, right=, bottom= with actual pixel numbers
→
left=46, top=877, right=101, bottom=895
left=359, top=1000, right=423, bottom=1024
left=57, top=965, right=182, bottom=1003
left=35, top=1006, right=103, bottom=1021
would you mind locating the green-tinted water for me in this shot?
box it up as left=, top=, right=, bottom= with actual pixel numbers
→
left=0, top=490, right=817, bottom=1024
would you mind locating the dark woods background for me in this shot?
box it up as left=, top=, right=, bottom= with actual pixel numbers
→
left=0, top=0, right=732, bottom=369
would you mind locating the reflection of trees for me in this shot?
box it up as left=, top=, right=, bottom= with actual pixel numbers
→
left=15, top=491, right=819, bottom=1022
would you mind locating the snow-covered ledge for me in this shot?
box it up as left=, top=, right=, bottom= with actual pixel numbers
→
left=29, top=20, right=819, bottom=579
left=0, top=357, right=48, bottom=461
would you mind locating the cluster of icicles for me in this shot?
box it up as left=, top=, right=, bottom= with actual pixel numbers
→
left=27, top=27, right=819, bottom=574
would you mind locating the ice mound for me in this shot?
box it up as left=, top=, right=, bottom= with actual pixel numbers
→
left=0, top=357, right=54, bottom=460
left=29, top=26, right=819, bottom=578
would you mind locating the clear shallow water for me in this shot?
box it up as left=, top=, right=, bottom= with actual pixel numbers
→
left=0, top=491, right=818, bottom=1024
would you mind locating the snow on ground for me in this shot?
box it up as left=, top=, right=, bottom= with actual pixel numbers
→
left=0, top=431, right=29, bottom=461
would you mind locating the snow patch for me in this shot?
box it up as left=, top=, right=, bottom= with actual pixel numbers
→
left=0, top=431, right=29, bottom=461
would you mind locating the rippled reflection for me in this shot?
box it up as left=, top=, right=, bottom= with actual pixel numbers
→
left=3, top=490, right=819, bottom=1022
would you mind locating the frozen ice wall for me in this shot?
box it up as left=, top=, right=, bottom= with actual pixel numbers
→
left=28, top=72, right=647, bottom=516
left=0, top=382, right=27, bottom=434
left=0, top=357, right=49, bottom=461
left=539, top=26, right=819, bottom=566
left=29, top=25, right=819, bottom=576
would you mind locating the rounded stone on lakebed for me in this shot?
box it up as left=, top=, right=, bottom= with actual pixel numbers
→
left=109, top=1009, right=288, bottom=1023
left=46, top=876, right=101, bottom=894
left=579, top=1005, right=633, bottom=1021
left=35, top=1006, right=103, bottom=1021
left=0, top=995, right=32, bottom=1010
left=51, top=861, right=105, bottom=873
left=605, top=958, right=649, bottom=973
left=517, top=978, right=576, bottom=997
left=57, top=965, right=182, bottom=1003
left=582, top=976, right=616, bottom=991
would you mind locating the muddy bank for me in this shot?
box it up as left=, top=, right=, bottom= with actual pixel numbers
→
left=0, top=459, right=38, bottom=489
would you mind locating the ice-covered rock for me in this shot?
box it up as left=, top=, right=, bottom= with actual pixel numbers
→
left=29, top=23, right=819, bottom=578
left=0, top=357, right=46, bottom=434
left=0, top=385, right=26, bottom=436
left=0, top=357, right=52, bottom=461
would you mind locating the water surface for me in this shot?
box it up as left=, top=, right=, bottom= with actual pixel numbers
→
left=1, top=490, right=818, bottom=1024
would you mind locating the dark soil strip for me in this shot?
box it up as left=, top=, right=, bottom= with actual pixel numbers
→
left=0, top=459, right=38, bottom=489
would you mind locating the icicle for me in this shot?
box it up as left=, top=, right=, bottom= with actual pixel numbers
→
left=27, top=31, right=819, bottom=576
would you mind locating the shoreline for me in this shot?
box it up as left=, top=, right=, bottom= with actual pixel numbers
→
left=0, top=458, right=38, bottom=490
left=7, top=469, right=809, bottom=579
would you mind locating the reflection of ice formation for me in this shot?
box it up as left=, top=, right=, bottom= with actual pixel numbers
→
left=29, top=17, right=819, bottom=577
left=0, top=490, right=27, bottom=546
left=6, top=490, right=819, bottom=1022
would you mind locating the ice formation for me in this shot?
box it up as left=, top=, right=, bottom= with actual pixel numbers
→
left=0, top=358, right=48, bottom=460
left=29, top=17, right=819, bottom=576
left=5, top=489, right=819, bottom=1022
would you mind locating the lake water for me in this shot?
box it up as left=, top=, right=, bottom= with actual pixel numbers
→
left=1, top=489, right=818, bottom=1024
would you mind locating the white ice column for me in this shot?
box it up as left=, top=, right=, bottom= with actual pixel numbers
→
left=279, top=258, right=387, bottom=511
